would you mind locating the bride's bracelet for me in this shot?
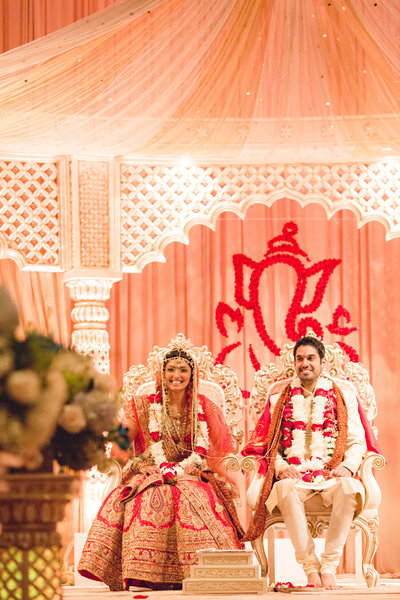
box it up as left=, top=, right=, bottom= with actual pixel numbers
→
left=122, top=457, right=144, bottom=477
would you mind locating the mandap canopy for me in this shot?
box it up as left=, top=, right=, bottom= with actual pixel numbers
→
left=0, top=0, right=400, bottom=577
left=0, top=0, right=399, bottom=162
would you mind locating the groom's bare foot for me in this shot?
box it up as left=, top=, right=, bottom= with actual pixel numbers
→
left=321, top=572, right=338, bottom=589
left=307, top=572, right=322, bottom=587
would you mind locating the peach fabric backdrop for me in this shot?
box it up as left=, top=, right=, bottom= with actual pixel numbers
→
left=1, top=201, right=399, bottom=575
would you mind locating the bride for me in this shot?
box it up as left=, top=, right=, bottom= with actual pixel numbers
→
left=78, top=346, right=244, bottom=590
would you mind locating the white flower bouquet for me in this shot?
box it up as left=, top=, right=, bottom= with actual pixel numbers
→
left=0, top=286, right=117, bottom=472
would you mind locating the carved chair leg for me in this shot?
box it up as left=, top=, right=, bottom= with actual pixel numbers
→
left=354, top=516, right=380, bottom=588
left=252, top=535, right=268, bottom=579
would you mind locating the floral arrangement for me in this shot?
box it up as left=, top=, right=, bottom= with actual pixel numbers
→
left=279, top=375, right=338, bottom=483
left=0, top=286, right=117, bottom=473
left=148, top=392, right=208, bottom=484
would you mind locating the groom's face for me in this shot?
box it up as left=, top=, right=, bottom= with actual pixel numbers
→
left=294, top=344, right=322, bottom=390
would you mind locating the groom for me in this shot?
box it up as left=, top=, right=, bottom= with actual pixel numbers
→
left=243, top=335, right=373, bottom=589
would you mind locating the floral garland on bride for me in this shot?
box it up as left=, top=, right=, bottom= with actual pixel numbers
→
left=280, top=375, right=338, bottom=483
left=148, top=393, right=209, bottom=484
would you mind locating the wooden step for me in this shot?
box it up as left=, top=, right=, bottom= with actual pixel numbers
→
left=196, top=549, right=255, bottom=566
left=182, top=577, right=268, bottom=594
left=190, top=563, right=260, bottom=579
left=182, top=549, right=267, bottom=595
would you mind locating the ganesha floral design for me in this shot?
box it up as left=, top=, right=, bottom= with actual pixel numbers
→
left=215, top=222, right=359, bottom=370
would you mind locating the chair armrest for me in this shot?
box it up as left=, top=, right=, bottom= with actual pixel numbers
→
left=359, top=451, right=385, bottom=513
left=237, top=456, right=264, bottom=512
left=246, top=471, right=266, bottom=512
left=98, top=457, right=123, bottom=500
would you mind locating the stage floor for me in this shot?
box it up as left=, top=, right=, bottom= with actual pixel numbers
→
left=63, top=579, right=400, bottom=600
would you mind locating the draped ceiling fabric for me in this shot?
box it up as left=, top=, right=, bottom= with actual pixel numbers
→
left=0, top=0, right=399, bottom=162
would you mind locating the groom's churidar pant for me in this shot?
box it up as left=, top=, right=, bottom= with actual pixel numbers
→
left=275, top=479, right=359, bottom=575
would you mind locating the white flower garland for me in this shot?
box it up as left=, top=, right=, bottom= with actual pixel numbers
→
left=148, top=393, right=209, bottom=483
left=281, top=375, right=338, bottom=483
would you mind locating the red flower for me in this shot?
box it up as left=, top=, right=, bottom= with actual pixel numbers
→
left=160, top=462, right=170, bottom=469
left=302, top=472, right=313, bottom=482
left=280, top=439, right=292, bottom=448
left=288, top=457, right=301, bottom=465
left=323, top=410, right=334, bottom=420
left=148, top=394, right=156, bottom=403
left=323, top=430, right=334, bottom=437
left=195, top=446, right=207, bottom=457
left=163, top=472, right=176, bottom=484
left=154, top=393, right=162, bottom=403
left=291, top=387, right=302, bottom=395
left=317, top=388, right=328, bottom=397
left=275, top=582, right=294, bottom=588
left=311, top=424, right=323, bottom=432
left=198, top=413, right=206, bottom=421
left=324, top=419, right=335, bottom=429
left=313, top=469, right=324, bottom=479
left=293, top=421, right=306, bottom=430
left=150, top=431, right=160, bottom=442
left=282, top=420, right=293, bottom=429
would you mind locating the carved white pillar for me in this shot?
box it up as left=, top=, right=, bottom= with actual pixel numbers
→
left=65, top=278, right=114, bottom=374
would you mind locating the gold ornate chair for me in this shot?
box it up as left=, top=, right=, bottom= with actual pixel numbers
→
left=101, top=333, right=245, bottom=498
left=246, top=336, right=385, bottom=588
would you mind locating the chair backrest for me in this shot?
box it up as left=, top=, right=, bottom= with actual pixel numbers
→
left=249, top=331, right=377, bottom=432
left=120, top=333, right=245, bottom=450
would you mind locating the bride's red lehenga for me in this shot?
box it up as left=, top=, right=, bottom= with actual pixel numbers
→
left=78, top=371, right=244, bottom=591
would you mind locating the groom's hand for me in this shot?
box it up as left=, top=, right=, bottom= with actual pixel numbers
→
left=278, top=466, right=301, bottom=479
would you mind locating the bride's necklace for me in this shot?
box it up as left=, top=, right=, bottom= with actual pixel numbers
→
left=148, top=392, right=209, bottom=484
left=165, top=399, right=188, bottom=440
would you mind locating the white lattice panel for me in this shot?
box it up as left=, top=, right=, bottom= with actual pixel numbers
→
left=77, top=161, right=110, bottom=269
left=120, top=161, right=400, bottom=272
left=0, top=160, right=60, bottom=268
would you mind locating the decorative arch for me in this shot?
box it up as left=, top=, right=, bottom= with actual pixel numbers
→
left=119, top=161, right=400, bottom=272
left=0, top=233, right=28, bottom=269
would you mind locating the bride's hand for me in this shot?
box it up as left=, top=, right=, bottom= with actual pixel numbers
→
left=184, top=464, right=200, bottom=477
left=139, top=463, right=160, bottom=476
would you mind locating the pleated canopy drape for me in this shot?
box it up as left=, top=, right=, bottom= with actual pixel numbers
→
left=0, top=0, right=399, bottom=162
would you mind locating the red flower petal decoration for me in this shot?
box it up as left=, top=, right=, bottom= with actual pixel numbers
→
left=215, top=302, right=244, bottom=337
left=195, top=446, right=206, bottom=457
left=327, top=305, right=358, bottom=336
left=150, top=431, right=160, bottom=442
left=302, top=472, right=313, bottom=482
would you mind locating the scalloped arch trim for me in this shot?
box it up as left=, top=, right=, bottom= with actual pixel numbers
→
left=120, top=161, right=400, bottom=272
